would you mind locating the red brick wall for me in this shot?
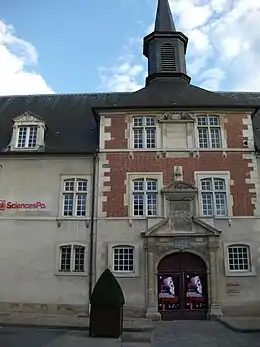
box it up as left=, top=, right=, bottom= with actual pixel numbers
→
left=102, top=113, right=254, bottom=217
left=105, top=116, right=127, bottom=149
left=104, top=114, right=248, bottom=150
left=102, top=152, right=254, bottom=217
left=224, top=114, right=246, bottom=148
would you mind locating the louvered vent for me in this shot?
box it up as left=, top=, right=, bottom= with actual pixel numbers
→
left=160, top=43, right=176, bottom=72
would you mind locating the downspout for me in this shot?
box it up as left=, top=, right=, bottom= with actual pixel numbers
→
left=88, top=152, right=97, bottom=309
left=144, top=237, right=148, bottom=312
left=251, top=107, right=260, bottom=153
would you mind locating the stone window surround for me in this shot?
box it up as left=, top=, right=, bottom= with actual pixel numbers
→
left=125, top=172, right=164, bottom=218
left=55, top=242, right=88, bottom=277
left=58, top=175, right=92, bottom=219
left=194, top=171, right=233, bottom=218
left=127, top=113, right=229, bottom=151
left=11, top=113, right=46, bottom=151
left=194, top=113, right=227, bottom=149
left=223, top=242, right=256, bottom=277
left=107, top=243, right=140, bottom=278
left=127, top=114, right=162, bottom=150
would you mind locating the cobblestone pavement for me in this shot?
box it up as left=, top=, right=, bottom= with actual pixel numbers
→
left=152, top=321, right=260, bottom=347
left=0, top=327, right=147, bottom=346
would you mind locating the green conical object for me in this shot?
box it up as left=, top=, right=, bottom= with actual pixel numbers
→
left=90, top=268, right=125, bottom=307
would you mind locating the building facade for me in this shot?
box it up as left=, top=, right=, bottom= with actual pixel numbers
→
left=95, top=0, right=260, bottom=320
left=0, top=0, right=260, bottom=320
left=0, top=101, right=98, bottom=314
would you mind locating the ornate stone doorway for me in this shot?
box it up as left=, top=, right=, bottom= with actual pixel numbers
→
left=143, top=178, right=223, bottom=320
left=157, top=252, right=208, bottom=320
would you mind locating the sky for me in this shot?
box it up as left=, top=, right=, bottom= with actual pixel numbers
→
left=0, top=0, right=260, bottom=96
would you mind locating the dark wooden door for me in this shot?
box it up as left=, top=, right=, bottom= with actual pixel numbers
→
left=157, top=252, right=208, bottom=320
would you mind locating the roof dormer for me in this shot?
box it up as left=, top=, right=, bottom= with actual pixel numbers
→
left=10, top=111, right=46, bottom=151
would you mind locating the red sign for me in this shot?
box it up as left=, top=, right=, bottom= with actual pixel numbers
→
left=0, top=200, right=46, bottom=210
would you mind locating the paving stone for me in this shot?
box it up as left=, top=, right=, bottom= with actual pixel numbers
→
left=151, top=321, right=260, bottom=347
left=219, top=317, right=260, bottom=332
left=0, top=313, right=154, bottom=332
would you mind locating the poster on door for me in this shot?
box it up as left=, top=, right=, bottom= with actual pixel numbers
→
left=184, top=273, right=207, bottom=310
left=158, top=274, right=180, bottom=311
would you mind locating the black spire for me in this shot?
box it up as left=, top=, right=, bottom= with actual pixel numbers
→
left=155, top=0, right=176, bottom=32
left=143, top=0, right=191, bottom=85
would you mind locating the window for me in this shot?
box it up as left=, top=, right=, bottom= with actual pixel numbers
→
left=223, top=242, right=255, bottom=277
left=228, top=245, right=250, bottom=272
left=132, top=178, right=158, bottom=216
left=113, top=246, right=135, bottom=273
left=133, top=116, right=156, bottom=149
left=108, top=243, right=139, bottom=277
left=59, top=244, right=86, bottom=273
left=11, top=111, right=46, bottom=151
left=62, top=178, right=88, bottom=217
left=161, top=43, right=176, bottom=72
left=200, top=177, right=227, bottom=216
left=17, top=126, right=38, bottom=148
left=197, top=115, right=222, bottom=148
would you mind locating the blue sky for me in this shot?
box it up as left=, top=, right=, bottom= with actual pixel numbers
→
left=0, top=0, right=260, bottom=95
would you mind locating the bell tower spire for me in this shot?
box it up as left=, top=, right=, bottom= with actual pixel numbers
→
left=143, top=0, right=191, bottom=85
left=154, top=0, right=175, bottom=32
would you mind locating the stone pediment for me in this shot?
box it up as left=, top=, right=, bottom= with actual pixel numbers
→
left=161, top=181, right=198, bottom=200
left=13, top=111, right=43, bottom=123
left=142, top=216, right=221, bottom=238
left=158, top=111, right=195, bottom=123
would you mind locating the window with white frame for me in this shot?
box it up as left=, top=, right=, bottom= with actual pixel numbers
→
left=59, top=244, right=86, bottom=273
left=133, top=116, right=156, bottom=149
left=228, top=245, right=251, bottom=272
left=132, top=178, right=158, bottom=216
left=17, top=126, right=38, bottom=148
left=113, top=246, right=135, bottom=272
left=62, top=178, right=88, bottom=217
left=199, top=177, right=228, bottom=216
left=11, top=112, right=46, bottom=151
left=197, top=115, right=222, bottom=148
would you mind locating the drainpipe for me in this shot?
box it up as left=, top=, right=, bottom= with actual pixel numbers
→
left=88, top=152, right=97, bottom=308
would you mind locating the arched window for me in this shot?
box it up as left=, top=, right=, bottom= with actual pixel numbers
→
left=112, top=245, right=135, bottom=272
left=227, top=245, right=251, bottom=272
left=160, top=43, right=176, bottom=72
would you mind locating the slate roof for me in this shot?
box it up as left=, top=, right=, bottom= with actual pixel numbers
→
left=0, top=94, right=100, bottom=154
left=93, top=80, right=260, bottom=110
left=1, top=0, right=259, bottom=155
left=0, top=86, right=260, bottom=154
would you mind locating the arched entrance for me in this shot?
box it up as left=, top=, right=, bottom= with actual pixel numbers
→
left=157, top=252, right=208, bottom=320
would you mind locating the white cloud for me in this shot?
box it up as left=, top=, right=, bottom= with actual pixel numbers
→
left=99, top=56, right=144, bottom=92
left=101, top=0, right=260, bottom=93
left=199, top=68, right=226, bottom=90
left=170, top=0, right=212, bottom=30
left=0, top=19, right=54, bottom=96
left=99, top=40, right=145, bottom=92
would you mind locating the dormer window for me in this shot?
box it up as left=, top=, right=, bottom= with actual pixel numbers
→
left=17, top=126, right=38, bottom=148
left=10, top=111, right=46, bottom=151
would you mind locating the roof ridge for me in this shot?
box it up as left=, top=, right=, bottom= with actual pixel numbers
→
left=0, top=91, right=132, bottom=99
